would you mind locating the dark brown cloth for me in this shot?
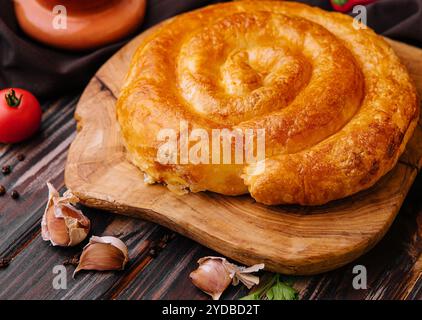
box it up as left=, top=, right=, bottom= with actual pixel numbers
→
left=0, top=0, right=421, bottom=99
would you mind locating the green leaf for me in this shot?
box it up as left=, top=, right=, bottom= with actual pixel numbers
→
left=240, top=292, right=260, bottom=300
left=240, top=274, right=298, bottom=301
left=266, top=281, right=298, bottom=300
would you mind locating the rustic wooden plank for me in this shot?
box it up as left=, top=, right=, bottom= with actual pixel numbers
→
left=293, top=175, right=422, bottom=300
left=65, top=29, right=422, bottom=275
left=0, top=204, right=247, bottom=300
left=232, top=174, right=421, bottom=301
left=0, top=94, right=250, bottom=300
left=0, top=94, right=419, bottom=300
left=0, top=96, right=78, bottom=259
left=406, top=276, right=421, bottom=300
left=0, top=30, right=419, bottom=303
left=114, top=235, right=249, bottom=300
left=0, top=103, right=261, bottom=298
left=113, top=173, right=421, bottom=301
left=0, top=206, right=161, bottom=300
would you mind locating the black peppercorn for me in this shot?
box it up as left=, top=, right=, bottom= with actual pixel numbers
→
left=0, top=185, right=5, bottom=196
left=2, top=165, right=11, bottom=175
left=148, top=248, right=158, bottom=258
left=17, top=154, right=25, bottom=161
left=0, top=258, right=11, bottom=269
left=11, top=190, right=19, bottom=199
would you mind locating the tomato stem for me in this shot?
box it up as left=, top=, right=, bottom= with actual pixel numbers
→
left=5, top=89, right=23, bottom=107
left=332, top=0, right=348, bottom=5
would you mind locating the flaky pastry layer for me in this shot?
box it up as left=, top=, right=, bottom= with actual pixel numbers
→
left=117, top=1, right=419, bottom=205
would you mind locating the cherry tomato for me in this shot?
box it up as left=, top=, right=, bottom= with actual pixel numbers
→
left=331, top=0, right=376, bottom=12
left=0, top=88, right=42, bottom=143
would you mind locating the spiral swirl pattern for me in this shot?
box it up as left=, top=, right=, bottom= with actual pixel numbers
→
left=117, top=1, right=419, bottom=205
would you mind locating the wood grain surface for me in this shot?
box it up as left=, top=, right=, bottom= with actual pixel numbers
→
left=0, top=96, right=420, bottom=300
left=0, top=34, right=420, bottom=301
left=64, top=26, right=422, bottom=276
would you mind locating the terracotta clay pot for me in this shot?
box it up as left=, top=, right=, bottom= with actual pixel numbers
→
left=13, top=0, right=147, bottom=51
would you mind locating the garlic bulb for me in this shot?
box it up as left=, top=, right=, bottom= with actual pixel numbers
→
left=190, top=256, right=264, bottom=300
left=41, top=183, right=90, bottom=247
left=73, top=236, right=129, bottom=277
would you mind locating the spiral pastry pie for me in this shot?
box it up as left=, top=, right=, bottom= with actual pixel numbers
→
left=117, top=1, right=419, bottom=205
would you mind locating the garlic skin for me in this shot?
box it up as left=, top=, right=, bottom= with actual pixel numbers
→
left=41, top=183, right=90, bottom=247
left=190, top=256, right=264, bottom=300
left=73, top=236, right=129, bottom=277
left=190, top=258, right=232, bottom=300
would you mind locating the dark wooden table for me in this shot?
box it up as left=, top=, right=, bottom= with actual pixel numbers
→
left=0, top=95, right=420, bottom=300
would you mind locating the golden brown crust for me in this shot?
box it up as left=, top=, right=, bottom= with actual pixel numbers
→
left=116, top=1, right=419, bottom=205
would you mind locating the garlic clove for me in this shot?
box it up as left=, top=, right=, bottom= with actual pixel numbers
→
left=41, top=183, right=90, bottom=247
left=64, top=214, right=91, bottom=247
left=41, top=183, right=59, bottom=242
left=190, top=257, right=232, bottom=300
left=73, top=236, right=129, bottom=277
left=190, top=256, right=265, bottom=300
left=89, top=236, right=129, bottom=258
left=43, top=205, right=69, bottom=246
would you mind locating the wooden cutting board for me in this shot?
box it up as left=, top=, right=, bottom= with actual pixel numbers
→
left=64, top=26, right=422, bottom=275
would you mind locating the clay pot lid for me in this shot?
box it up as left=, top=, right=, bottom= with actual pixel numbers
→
left=14, top=0, right=147, bottom=51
